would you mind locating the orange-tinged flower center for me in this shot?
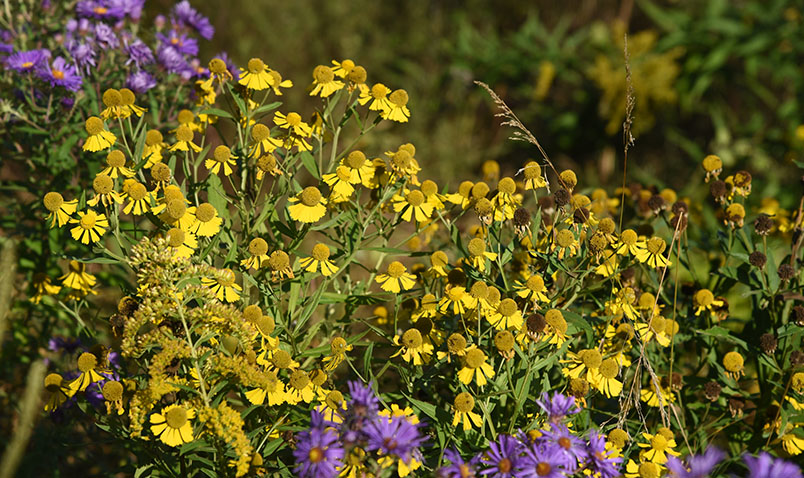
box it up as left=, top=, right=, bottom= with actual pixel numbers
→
left=52, top=69, right=65, bottom=80
left=498, top=458, right=512, bottom=473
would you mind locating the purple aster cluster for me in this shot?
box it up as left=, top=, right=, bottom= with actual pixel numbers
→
left=2, top=0, right=215, bottom=97
left=665, top=448, right=802, bottom=478
left=437, top=393, right=621, bottom=478
left=293, top=381, right=428, bottom=478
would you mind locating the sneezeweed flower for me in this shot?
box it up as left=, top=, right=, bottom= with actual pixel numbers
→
left=488, top=298, right=523, bottom=330
left=382, top=89, right=411, bottom=122
left=376, top=261, right=417, bottom=293
left=166, top=227, right=196, bottom=258
left=70, top=209, right=109, bottom=244
left=120, top=88, right=146, bottom=117
left=693, top=289, right=724, bottom=317
left=637, top=430, right=680, bottom=464
left=100, top=88, right=125, bottom=119
left=542, top=309, right=568, bottom=347
left=143, top=129, right=167, bottom=167
left=102, top=380, right=125, bottom=415
left=208, top=57, right=233, bottom=83
left=552, top=229, right=579, bottom=259
left=294, top=414, right=344, bottom=478
left=241, top=237, right=269, bottom=270
left=359, top=82, right=392, bottom=112
left=322, top=166, right=355, bottom=202
left=666, top=447, right=724, bottom=478
left=625, top=459, right=664, bottom=478
left=636, top=237, right=670, bottom=268
left=595, top=358, right=623, bottom=398
left=169, top=124, right=202, bottom=152
left=39, top=56, right=82, bottom=91
left=393, top=328, right=434, bottom=365
left=285, top=369, right=316, bottom=404
left=299, top=243, right=339, bottom=277
left=322, top=337, right=353, bottom=372
left=150, top=404, right=195, bottom=447
left=522, top=161, right=548, bottom=190
left=701, top=154, right=722, bottom=182
left=101, top=150, right=134, bottom=178
left=69, top=352, right=106, bottom=393
left=201, top=268, right=242, bottom=302
left=310, top=65, right=344, bottom=97
left=43, top=192, right=78, bottom=228
left=467, top=238, right=498, bottom=272
left=615, top=229, right=647, bottom=257
left=83, top=117, right=116, bottom=152
left=87, top=174, right=122, bottom=207
left=340, top=150, right=375, bottom=186
left=256, top=154, right=283, bottom=180
left=268, top=70, right=294, bottom=95
left=43, top=373, right=70, bottom=412
left=515, top=274, right=548, bottom=303
left=722, top=351, right=745, bottom=380
left=267, top=250, right=294, bottom=280
left=393, top=189, right=434, bottom=223
left=239, top=57, right=273, bottom=90
left=452, top=392, right=483, bottom=431
left=288, top=187, right=327, bottom=223
left=458, top=346, right=495, bottom=386
left=562, top=349, right=603, bottom=387
left=492, top=177, right=520, bottom=220
left=481, top=434, right=527, bottom=478
left=187, top=203, right=222, bottom=237
left=250, top=124, right=282, bottom=157
left=60, top=260, right=96, bottom=292
left=439, top=285, right=470, bottom=315
left=205, top=145, right=236, bottom=176
left=30, top=273, right=61, bottom=304
left=724, top=203, right=746, bottom=228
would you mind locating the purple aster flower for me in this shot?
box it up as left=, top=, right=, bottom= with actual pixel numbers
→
left=365, top=414, right=427, bottom=464
left=293, top=421, right=344, bottom=478
left=38, top=56, right=82, bottom=91
left=0, top=42, right=12, bottom=56
left=154, top=14, right=167, bottom=30
left=438, top=448, right=481, bottom=478
left=520, top=444, right=565, bottom=478
left=66, top=40, right=96, bottom=74
left=537, top=424, right=585, bottom=472
left=157, top=30, right=198, bottom=57
left=744, top=452, right=803, bottom=478
left=123, top=38, right=154, bottom=67
left=61, top=96, right=75, bottom=110
left=171, top=1, right=214, bottom=40
left=109, top=0, right=144, bottom=20
left=48, top=336, right=82, bottom=354
left=93, top=22, right=118, bottom=48
left=583, top=432, right=621, bottom=478
left=5, top=49, right=50, bottom=73
left=666, top=447, right=725, bottom=478
left=341, top=380, right=380, bottom=443
left=76, top=0, right=125, bottom=20
left=66, top=18, right=93, bottom=36
left=126, top=70, right=156, bottom=93
left=536, top=392, right=579, bottom=423
left=157, top=44, right=192, bottom=77
left=480, top=434, right=530, bottom=478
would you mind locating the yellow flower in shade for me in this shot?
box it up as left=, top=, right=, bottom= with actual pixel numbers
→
left=339, top=150, right=376, bottom=186
left=452, top=392, right=483, bottom=431
left=487, top=298, right=523, bottom=330
left=393, top=189, right=434, bottom=223
left=376, top=261, right=417, bottom=293
left=120, top=88, right=146, bottom=117
left=202, top=268, right=242, bottom=302
left=316, top=390, right=347, bottom=424
left=205, top=145, right=236, bottom=176
left=614, top=229, right=647, bottom=257
left=624, top=460, right=664, bottom=478
left=255, top=154, right=283, bottom=180
left=43, top=192, right=77, bottom=228
left=359, top=82, right=392, bottom=112
left=381, top=89, right=411, bottom=123
left=43, top=373, right=70, bottom=412
left=150, top=404, right=195, bottom=447
left=241, top=237, right=269, bottom=270
left=60, top=260, right=96, bottom=291
left=412, top=293, right=440, bottom=322
left=438, top=333, right=467, bottom=362
left=561, top=349, right=603, bottom=387
left=541, top=309, right=568, bottom=347
left=83, top=116, right=116, bottom=152
left=492, top=177, right=520, bottom=220
left=595, top=358, right=623, bottom=398
left=249, top=124, right=282, bottom=158
left=245, top=370, right=286, bottom=406
left=634, top=316, right=671, bottom=347
left=310, top=65, right=344, bottom=97
left=87, top=173, right=122, bottom=208
left=187, top=203, right=222, bottom=237
left=267, top=250, right=295, bottom=281
left=439, top=286, right=470, bottom=316
left=267, top=69, right=293, bottom=95
left=169, top=125, right=202, bottom=153
left=166, top=227, right=197, bottom=259
left=288, top=186, right=327, bottom=224
left=69, top=209, right=108, bottom=244
left=30, top=273, right=61, bottom=304
left=701, top=154, right=723, bottom=182
left=239, top=58, right=274, bottom=90
left=457, top=346, right=495, bottom=386
left=299, top=243, right=339, bottom=277
left=142, top=129, right=167, bottom=168
left=100, top=150, right=134, bottom=178
left=522, top=161, right=547, bottom=190
left=515, top=274, right=548, bottom=303
left=635, top=237, right=671, bottom=268
left=722, top=351, right=745, bottom=380
left=392, top=329, right=434, bottom=365
left=420, top=180, right=446, bottom=210
left=466, top=238, right=498, bottom=272
left=322, top=337, right=353, bottom=372
left=69, top=352, right=106, bottom=394
left=606, top=286, right=639, bottom=321
left=322, top=166, right=355, bottom=203
left=208, top=57, right=233, bottom=84
left=428, top=251, right=449, bottom=278
left=640, top=381, right=675, bottom=408
left=637, top=431, right=680, bottom=464
left=100, top=88, right=125, bottom=119
left=285, top=369, right=316, bottom=404
left=552, top=229, right=579, bottom=259
left=693, top=289, right=724, bottom=317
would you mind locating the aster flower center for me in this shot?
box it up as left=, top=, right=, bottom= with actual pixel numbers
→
left=300, top=187, right=322, bottom=206
left=470, top=282, right=488, bottom=298
left=257, top=155, right=277, bottom=171
left=93, top=6, right=108, bottom=14
left=165, top=407, right=188, bottom=428
left=77, top=352, right=97, bottom=372
left=308, top=446, right=324, bottom=463
left=52, top=69, right=65, bottom=80
left=638, top=462, right=659, bottom=478
left=498, top=458, right=512, bottom=473
left=216, top=269, right=235, bottom=287
left=80, top=211, right=98, bottom=229
left=103, top=89, right=122, bottom=107
left=195, top=203, right=216, bottom=222
left=537, top=462, right=552, bottom=475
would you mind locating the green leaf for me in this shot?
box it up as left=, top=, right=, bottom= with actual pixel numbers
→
left=299, top=151, right=320, bottom=179
left=253, top=101, right=282, bottom=116
left=200, top=108, right=235, bottom=120
left=205, top=173, right=229, bottom=221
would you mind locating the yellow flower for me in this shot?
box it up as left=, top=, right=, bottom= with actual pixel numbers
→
left=60, top=260, right=96, bottom=291
left=381, top=89, right=410, bottom=123
left=241, top=237, right=269, bottom=271
left=339, top=150, right=375, bottom=186
left=288, top=186, right=327, bottom=224
left=595, top=358, right=623, bottom=398
left=429, top=251, right=449, bottom=277
left=515, top=274, right=549, bottom=303
left=487, top=298, right=523, bottom=330
left=722, top=351, right=745, bottom=380
left=452, top=392, right=483, bottom=431
left=166, top=227, right=197, bottom=259
left=637, top=431, right=680, bottom=464
left=87, top=173, right=122, bottom=208
left=466, top=238, right=498, bottom=272
left=359, top=82, right=392, bottom=112
left=249, top=124, right=282, bottom=158
left=457, top=346, right=495, bottom=386
left=159, top=197, right=196, bottom=231
left=187, top=203, right=222, bottom=237
left=120, top=88, right=146, bottom=117
left=331, top=58, right=355, bottom=78
left=83, top=116, right=116, bottom=152
left=100, top=150, right=134, bottom=178
left=150, top=404, right=195, bottom=447
left=542, top=309, right=568, bottom=347
left=375, top=261, right=416, bottom=293
left=492, top=177, right=520, bottom=221
left=392, top=189, right=434, bottom=223
left=268, top=69, right=293, bottom=95
left=522, top=161, right=547, bottom=190
left=615, top=229, right=647, bottom=257
left=285, top=369, right=316, bottom=404
left=255, top=154, right=283, bottom=180
left=43, top=192, right=77, bottom=228
left=636, top=237, right=671, bottom=268
left=142, top=129, right=167, bottom=168
left=169, top=125, right=202, bottom=152
left=201, top=268, right=242, bottom=302
left=446, top=180, right=474, bottom=209
left=322, top=166, right=355, bottom=203
left=439, top=286, right=470, bottom=316
left=552, top=229, right=579, bottom=259
left=209, top=57, right=233, bottom=84
left=245, top=371, right=286, bottom=406
left=205, top=145, right=236, bottom=176
left=69, top=352, right=106, bottom=394
left=561, top=349, right=603, bottom=388
left=438, top=333, right=467, bottom=362
left=43, top=373, right=70, bottom=412
left=239, top=58, right=274, bottom=90
left=100, top=88, right=125, bottom=119
left=420, top=180, right=446, bottom=210
left=69, top=209, right=109, bottom=244
left=624, top=459, right=664, bottom=478
left=392, top=329, right=433, bottom=365
left=299, top=243, right=339, bottom=277
left=267, top=250, right=295, bottom=281
left=634, top=316, right=671, bottom=347
left=274, top=111, right=313, bottom=137
left=640, top=381, right=675, bottom=408
left=693, top=289, right=724, bottom=317
left=30, top=273, right=61, bottom=304
left=322, top=337, right=353, bottom=372
left=310, top=65, right=344, bottom=97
